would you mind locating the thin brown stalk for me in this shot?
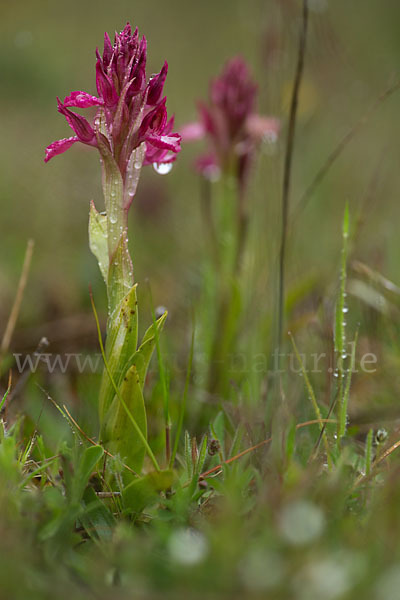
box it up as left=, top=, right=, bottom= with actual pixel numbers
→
left=277, top=0, right=309, bottom=357
left=199, top=418, right=335, bottom=479
left=1, top=239, right=34, bottom=356
left=353, top=437, right=400, bottom=490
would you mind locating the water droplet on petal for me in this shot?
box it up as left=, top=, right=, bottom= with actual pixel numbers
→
left=153, top=162, right=173, bottom=175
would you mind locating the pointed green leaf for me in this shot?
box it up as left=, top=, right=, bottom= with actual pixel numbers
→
left=184, top=431, right=193, bottom=480
left=99, top=284, right=138, bottom=423
left=72, top=445, right=104, bottom=504
left=106, top=364, right=147, bottom=474
left=89, top=201, right=108, bottom=283
left=196, top=435, right=208, bottom=475
left=131, top=311, right=167, bottom=388
left=107, top=232, right=134, bottom=317
left=81, top=486, right=116, bottom=542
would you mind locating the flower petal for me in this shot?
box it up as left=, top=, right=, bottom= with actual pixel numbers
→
left=180, top=121, right=205, bottom=142
left=57, top=98, right=96, bottom=144
left=144, top=144, right=178, bottom=166
left=245, top=114, right=280, bottom=142
left=146, top=132, right=181, bottom=152
left=63, top=91, right=103, bottom=108
left=147, top=61, right=168, bottom=106
left=96, top=61, right=118, bottom=106
left=44, top=136, right=79, bottom=162
left=102, top=31, right=113, bottom=66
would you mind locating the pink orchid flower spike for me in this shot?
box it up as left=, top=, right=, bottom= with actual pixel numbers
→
left=45, top=23, right=181, bottom=180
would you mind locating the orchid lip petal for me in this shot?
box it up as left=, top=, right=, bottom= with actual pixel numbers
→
left=146, top=133, right=181, bottom=152
left=63, top=91, right=103, bottom=108
left=44, top=136, right=79, bottom=162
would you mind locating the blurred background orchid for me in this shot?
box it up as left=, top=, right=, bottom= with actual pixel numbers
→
left=181, top=56, right=279, bottom=189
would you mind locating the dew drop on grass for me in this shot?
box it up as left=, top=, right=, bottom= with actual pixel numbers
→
left=109, top=214, right=117, bottom=224
left=153, top=162, right=173, bottom=175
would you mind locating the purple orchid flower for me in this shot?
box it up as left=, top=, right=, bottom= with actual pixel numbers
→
left=181, top=56, right=279, bottom=180
left=45, top=23, right=181, bottom=177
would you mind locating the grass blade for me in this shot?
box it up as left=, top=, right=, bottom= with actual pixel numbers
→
left=289, top=333, right=332, bottom=466
left=338, top=331, right=358, bottom=440
left=335, top=203, right=350, bottom=443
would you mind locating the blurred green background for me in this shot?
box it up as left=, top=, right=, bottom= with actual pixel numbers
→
left=1, top=0, right=400, bottom=387
left=2, top=4, right=400, bottom=596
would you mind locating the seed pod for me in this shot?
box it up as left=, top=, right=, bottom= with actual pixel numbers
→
left=208, top=438, right=221, bottom=456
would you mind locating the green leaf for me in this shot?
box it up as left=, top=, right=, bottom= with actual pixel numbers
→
left=72, top=445, right=104, bottom=504
left=184, top=431, right=193, bottom=479
left=99, top=284, right=138, bottom=425
left=122, top=469, right=175, bottom=514
left=130, top=311, right=167, bottom=388
left=196, top=435, right=208, bottom=475
left=81, top=487, right=116, bottom=543
left=106, top=364, right=147, bottom=475
left=107, top=232, right=134, bottom=317
left=211, top=411, right=225, bottom=459
left=89, top=201, right=108, bottom=283
left=229, top=424, right=244, bottom=459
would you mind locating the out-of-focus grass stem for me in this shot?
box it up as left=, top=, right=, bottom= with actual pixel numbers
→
left=276, top=0, right=308, bottom=363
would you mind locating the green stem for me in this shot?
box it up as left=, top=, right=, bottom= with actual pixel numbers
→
left=207, top=173, right=244, bottom=397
